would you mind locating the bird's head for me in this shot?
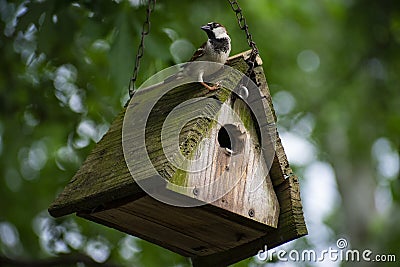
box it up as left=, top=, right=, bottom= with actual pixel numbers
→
left=201, top=22, right=229, bottom=40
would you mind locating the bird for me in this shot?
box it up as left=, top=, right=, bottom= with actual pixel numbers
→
left=165, top=22, right=231, bottom=90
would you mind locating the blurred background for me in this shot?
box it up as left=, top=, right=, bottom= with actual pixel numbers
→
left=1, top=0, right=399, bottom=266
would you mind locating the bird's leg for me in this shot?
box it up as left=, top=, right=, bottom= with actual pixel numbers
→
left=198, top=70, right=220, bottom=91
left=200, top=81, right=220, bottom=91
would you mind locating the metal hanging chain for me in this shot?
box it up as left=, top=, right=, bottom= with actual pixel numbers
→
left=129, top=0, right=156, bottom=98
left=227, top=0, right=259, bottom=77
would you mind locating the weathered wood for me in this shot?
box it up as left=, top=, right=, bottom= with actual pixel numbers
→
left=174, top=96, right=280, bottom=227
left=191, top=175, right=307, bottom=266
left=48, top=50, right=307, bottom=266
left=48, top=108, right=140, bottom=217
left=81, top=195, right=270, bottom=257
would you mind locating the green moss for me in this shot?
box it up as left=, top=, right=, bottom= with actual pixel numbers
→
left=170, top=164, right=187, bottom=187
left=234, top=99, right=255, bottom=132
left=217, top=87, right=231, bottom=103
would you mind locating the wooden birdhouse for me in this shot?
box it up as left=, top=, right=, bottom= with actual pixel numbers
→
left=49, top=50, right=307, bottom=266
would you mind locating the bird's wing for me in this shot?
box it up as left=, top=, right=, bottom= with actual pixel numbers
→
left=190, top=42, right=207, bottom=61
left=164, top=42, right=207, bottom=84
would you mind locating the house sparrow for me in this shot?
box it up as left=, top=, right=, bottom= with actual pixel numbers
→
left=165, top=22, right=231, bottom=90
left=191, top=22, right=231, bottom=90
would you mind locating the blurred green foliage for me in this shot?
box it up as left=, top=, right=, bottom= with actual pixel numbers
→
left=1, top=0, right=400, bottom=266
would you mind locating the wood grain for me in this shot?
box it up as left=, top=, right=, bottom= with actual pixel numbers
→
left=173, top=96, right=280, bottom=227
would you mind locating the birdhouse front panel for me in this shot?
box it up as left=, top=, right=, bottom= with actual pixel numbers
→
left=166, top=96, right=279, bottom=227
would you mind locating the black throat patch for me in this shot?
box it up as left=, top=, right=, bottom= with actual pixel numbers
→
left=210, top=38, right=230, bottom=53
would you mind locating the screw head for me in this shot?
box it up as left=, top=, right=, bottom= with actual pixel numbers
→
left=193, top=188, right=199, bottom=196
left=248, top=208, right=255, bottom=217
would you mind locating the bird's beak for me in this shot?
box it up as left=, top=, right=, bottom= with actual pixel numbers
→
left=201, top=25, right=212, bottom=32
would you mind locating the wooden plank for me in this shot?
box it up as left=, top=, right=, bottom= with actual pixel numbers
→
left=123, top=196, right=265, bottom=252
left=80, top=194, right=273, bottom=257
left=81, top=210, right=210, bottom=257
left=48, top=109, right=141, bottom=217
left=191, top=175, right=307, bottom=266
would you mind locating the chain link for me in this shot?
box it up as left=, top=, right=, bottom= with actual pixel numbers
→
left=129, top=0, right=156, bottom=98
left=227, top=0, right=259, bottom=76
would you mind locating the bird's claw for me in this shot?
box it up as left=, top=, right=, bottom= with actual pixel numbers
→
left=214, top=80, right=223, bottom=89
left=202, top=81, right=222, bottom=91
left=209, top=83, right=219, bottom=91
